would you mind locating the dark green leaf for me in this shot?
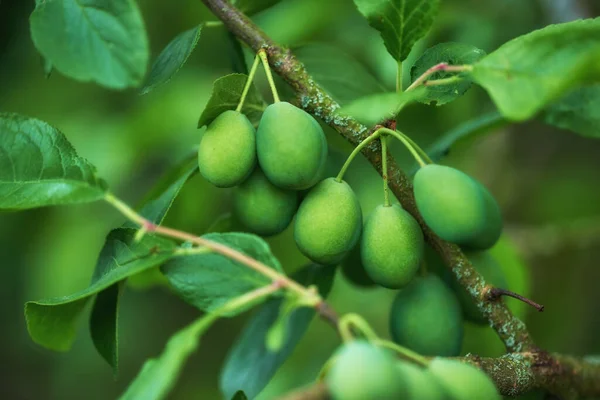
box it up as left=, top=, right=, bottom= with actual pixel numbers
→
left=140, top=25, right=203, bottom=95
left=0, top=114, right=108, bottom=210
left=119, top=312, right=220, bottom=400
left=232, top=391, right=249, bottom=400
left=161, top=233, right=283, bottom=315
left=30, top=0, right=149, bottom=89
left=198, top=74, right=266, bottom=127
left=410, top=42, right=486, bottom=106
left=234, top=0, right=282, bottom=15
left=542, top=84, right=600, bottom=138
left=353, top=0, right=440, bottom=61
left=25, top=229, right=176, bottom=352
left=92, top=153, right=198, bottom=373
left=220, top=264, right=336, bottom=400
left=472, top=18, right=600, bottom=121
left=338, top=86, right=427, bottom=126
left=294, top=43, right=386, bottom=105
left=229, top=34, right=249, bottom=74
left=426, top=112, right=507, bottom=162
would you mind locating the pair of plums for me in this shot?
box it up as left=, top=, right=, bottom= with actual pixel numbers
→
left=326, top=340, right=500, bottom=400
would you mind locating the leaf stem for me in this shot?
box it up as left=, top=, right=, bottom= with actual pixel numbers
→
left=338, top=314, right=379, bottom=342
left=381, top=135, right=391, bottom=207
left=335, top=129, right=382, bottom=182
left=204, top=21, right=223, bottom=28
left=258, top=49, right=280, bottom=103
left=380, top=128, right=427, bottom=168
left=236, top=54, right=261, bottom=112
left=406, top=63, right=473, bottom=91
left=423, top=76, right=464, bottom=87
left=396, top=60, right=403, bottom=92
left=394, top=130, right=434, bottom=164
left=103, top=193, right=319, bottom=306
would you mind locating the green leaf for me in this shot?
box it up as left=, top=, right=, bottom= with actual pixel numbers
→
left=294, top=43, right=386, bottom=105
left=542, top=84, right=600, bottom=138
left=25, top=229, right=176, bottom=352
left=471, top=18, right=600, bottom=121
left=140, top=25, right=203, bottom=95
left=338, top=86, right=427, bottom=126
left=410, top=42, right=486, bottom=106
left=425, top=112, right=507, bottom=162
left=0, top=114, right=108, bottom=210
left=353, top=0, right=440, bottom=61
left=91, top=153, right=198, bottom=373
left=220, top=264, right=336, bottom=400
left=119, top=312, right=219, bottom=400
left=30, top=0, right=149, bottom=89
left=234, top=0, right=282, bottom=15
left=198, top=74, right=266, bottom=127
left=161, top=233, right=283, bottom=315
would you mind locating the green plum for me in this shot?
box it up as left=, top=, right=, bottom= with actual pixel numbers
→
left=389, top=275, right=463, bottom=356
left=294, top=178, right=362, bottom=265
left=428, top=358, right=501, bottom=400
left=256, top=102, right=327, bottom=190
left=361, top=204, right=424, bottom=289
left=198, top=110, right=256, bottom=188
left=450, top=250, right=509, bottom=324
left=396, top=361, right=449, bottom=399
left=232, top=168, right=298, bottom=236
left=326, top=341, right=406, bottom=400
left=413, top=164, right=502, bottom=250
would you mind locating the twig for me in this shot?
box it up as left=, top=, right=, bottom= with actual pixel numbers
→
left=488, top=288, right=545, bottom=312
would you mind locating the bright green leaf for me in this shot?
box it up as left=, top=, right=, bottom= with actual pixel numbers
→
left=338, top=86, right=427, bottom=126
left=25, top=229, right=176, bottom=352
left=472, top=18, right=600, bottom=121
left=91, top=153, right=198, bottom=373
left=234, top=0, right=282, bottom=14
left=0, top=114, right=108, bottom=210
left=542, top=84, right=600, bottom=138
left=198, top=74, right=266, bottom=127
left=119, top=312, right=219, bottom=400
left=294, top=43, right=386, bottom=105
left=353, top=0, right=440, bottom=61
left=220, top=264, right=336, bottom=400
left=140, top=25, right=203, bottom=95
left=30, top=0, right=149, bottom=89
left=161, top=233, right=283, bottom=315
left=410, top=42, right=486, bottom=105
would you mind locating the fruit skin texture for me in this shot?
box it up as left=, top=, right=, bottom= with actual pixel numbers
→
left=326, top=341, right=406, bottom=400
left=396, top=361, right=449, bottom=399
left=233, top=168, right=298, bottom=236
left=198, top=110, right=256, bottom=188
left=256, top=102, right=327, bottom=190
left=451, top=250, right=509, bottom=324
left=413, top=164, right=502, bottom=250
left=428, top=358, right=501, bottom=400
left=389, top=275, right=463, bottom=356
left=361, top=204, right=424, bottom=289
left=294, top=178, right=362, bottom=265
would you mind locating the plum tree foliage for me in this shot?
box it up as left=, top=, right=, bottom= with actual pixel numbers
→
left=1, top=0, right=599, bottom=399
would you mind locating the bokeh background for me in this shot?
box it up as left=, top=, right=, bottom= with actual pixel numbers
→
left=1, top=0, right=600, bottom=399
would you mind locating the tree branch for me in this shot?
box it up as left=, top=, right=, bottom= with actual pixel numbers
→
left=201, top=0, right=600, bottom=398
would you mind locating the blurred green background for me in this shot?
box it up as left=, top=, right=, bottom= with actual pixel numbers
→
left=1, top=0, right=600, bottom=399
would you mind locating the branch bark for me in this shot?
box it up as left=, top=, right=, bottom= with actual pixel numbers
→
left=201, top=0, right=600, bottom=398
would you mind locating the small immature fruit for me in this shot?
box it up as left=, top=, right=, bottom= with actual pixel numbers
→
left=413, top=164, right=502, bottom=250
left=396, top=361, right=448, bottom=399
left=198, top=110, right=256, bottom=188
left=389, top=275, right=463, bottom=357
left=451, top=250, right=509, bottom=324
left=256, top=102, right=327, bottom=190
left=294, top=178, right=362, bottom=265
left=428, top=358, right=501, bottom=400
left=233, top=168, right=298, bottom=236
left=326, top=341, right=406, bottom=400
left=361, top=204, right=424, bottom=289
